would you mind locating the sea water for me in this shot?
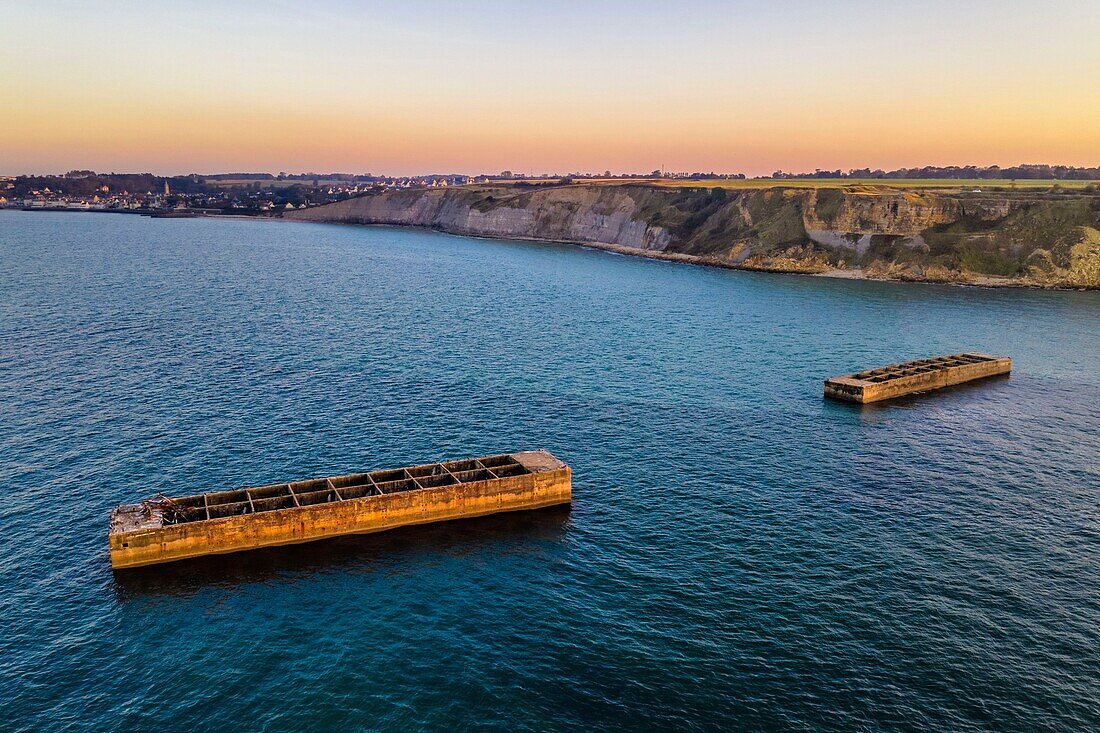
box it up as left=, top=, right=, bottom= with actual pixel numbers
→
left=1, top=211, right=1097, bottom=731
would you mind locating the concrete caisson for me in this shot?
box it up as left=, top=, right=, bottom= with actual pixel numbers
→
left=824, top=353, right=1011, bottom=403
left=109, top=450, right=571, bottom=569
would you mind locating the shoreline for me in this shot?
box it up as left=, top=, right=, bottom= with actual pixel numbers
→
left=280, top=215, right=1099, bottom=292
left=4, top=206, right=1095, bottom=291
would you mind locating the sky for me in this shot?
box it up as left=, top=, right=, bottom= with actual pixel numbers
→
left=2, top=0, right=1098, bottom=176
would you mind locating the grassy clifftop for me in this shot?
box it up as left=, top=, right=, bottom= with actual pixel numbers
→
left=288, top=183, right=1100, bottom=288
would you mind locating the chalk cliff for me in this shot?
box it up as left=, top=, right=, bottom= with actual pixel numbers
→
left=286, top=184, right=1100, bottom=288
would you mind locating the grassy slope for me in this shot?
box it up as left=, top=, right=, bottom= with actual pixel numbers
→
left=302, top=182, right=1100, bottom=285
left=445, top=182, right=1100, bottom=280
left=606, top=184, right=1100, bottom=281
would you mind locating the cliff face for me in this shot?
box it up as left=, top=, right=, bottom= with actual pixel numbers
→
left=287, top=184, right=1100, bottom=288
left=288, top=185, right=673, bottom=251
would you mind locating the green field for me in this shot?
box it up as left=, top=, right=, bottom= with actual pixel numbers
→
left=508, top=178, right=1096, bottom=192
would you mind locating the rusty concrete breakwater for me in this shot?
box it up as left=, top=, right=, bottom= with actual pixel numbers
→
left=824, top=353, right=1012, bottom=403
left=109, top=450, right=572, bottom=568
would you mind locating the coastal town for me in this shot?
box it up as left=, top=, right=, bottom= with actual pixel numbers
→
left=0, top=169, right=758, bottom=216
left=0, top=172, right=484, bottom=215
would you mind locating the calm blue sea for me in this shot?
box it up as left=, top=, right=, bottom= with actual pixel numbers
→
left=1, top=210, right=1098, bottom=732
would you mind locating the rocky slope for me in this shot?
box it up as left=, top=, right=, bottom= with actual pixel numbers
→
left=286, top=183, right=1100, bottom=288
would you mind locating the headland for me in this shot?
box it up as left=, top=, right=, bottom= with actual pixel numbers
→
left=286, top=182, right=1100, bottom=289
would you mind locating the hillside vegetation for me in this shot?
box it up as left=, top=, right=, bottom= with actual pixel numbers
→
left=287, top=183, right=1100, bottom=288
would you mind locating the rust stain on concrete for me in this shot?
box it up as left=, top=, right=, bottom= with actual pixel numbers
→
left=824, top=353, right=1011, bottom=403
left=109, top=450, right=571, bottom=569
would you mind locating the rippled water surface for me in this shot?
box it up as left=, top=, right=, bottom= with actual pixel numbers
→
left=2, top=210, right=1098, bottom=732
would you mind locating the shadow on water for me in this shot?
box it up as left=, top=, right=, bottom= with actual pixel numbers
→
left=823, top=373, right=1013, bottom=412
left=111, top=505, right=572, bottom=600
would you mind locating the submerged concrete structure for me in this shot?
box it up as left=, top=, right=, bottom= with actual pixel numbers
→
left=824, top=353, right=1011, bottom=403
left=109, top=450, right=571, bottom=569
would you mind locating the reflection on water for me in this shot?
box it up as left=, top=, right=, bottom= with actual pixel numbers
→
left=113, top=506, right=572, bottom=599
left=833, top=372, right=1015, bottom=415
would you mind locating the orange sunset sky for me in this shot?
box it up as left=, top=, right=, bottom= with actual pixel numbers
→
left=2, top=1, right=1098, bottom=176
